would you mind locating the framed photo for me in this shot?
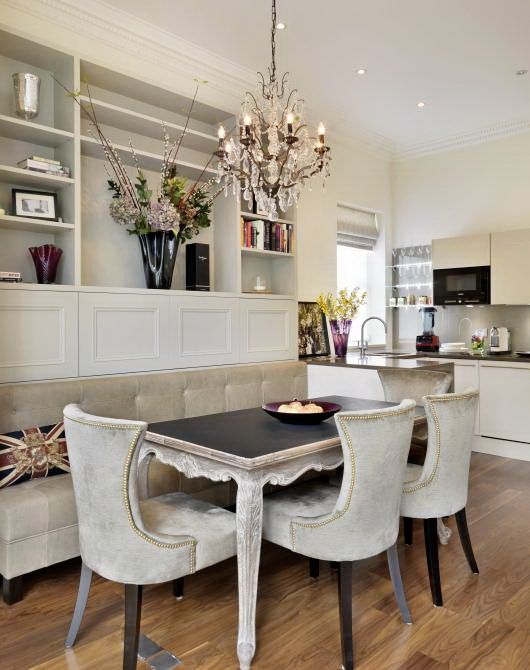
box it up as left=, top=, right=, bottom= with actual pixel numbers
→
left=12, top=189, right=58, bottom=221
left=298, top=301, right=330, bottom=358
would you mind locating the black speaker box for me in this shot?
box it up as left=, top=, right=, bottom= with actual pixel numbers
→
left=186, top=243, right=210, bottom=291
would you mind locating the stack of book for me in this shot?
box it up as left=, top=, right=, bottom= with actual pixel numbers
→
left=17, top=156, right=70, bottom=178
left=0, top=271, right=22, bottom=283
left=241, top=218, right=294, bottom=253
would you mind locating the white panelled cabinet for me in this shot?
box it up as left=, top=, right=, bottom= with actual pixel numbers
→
left=0, top=289, right=78, bottom=382
left=479, top=362, right=530, bottom=445
left=491, top=228, right=530, bottom=305
left=0, top=287, right=297, bottom=382
left=170, top=295, right=240, bottom=368
left=432, top=233, right=490, bottom=270
left=79, top=292, right=172, bottom=376
left=239, top=298, right=297, bottom=363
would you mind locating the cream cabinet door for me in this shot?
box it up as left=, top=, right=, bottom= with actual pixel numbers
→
left=239, top=298, right=297, bottom=363
left=491, top=229, right=530, bottom=305
left=432, top=234, right=490, bottom=269
left=79, top=292, right=171, bottom=375
left=479, top=362, right=530, bottom=444
left=170, top=295, right=240, bottom=368
left=0, top=289, right=78, bottom=382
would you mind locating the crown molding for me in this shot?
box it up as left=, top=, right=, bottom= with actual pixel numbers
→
left=394, top=118, right=530, bottom=162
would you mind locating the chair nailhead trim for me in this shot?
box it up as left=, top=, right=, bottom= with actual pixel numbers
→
left=66, top=415, right=197, bottom=574
left=290, top=406, right=414, bottom=551
left=403, top=391, right=478, bottom=494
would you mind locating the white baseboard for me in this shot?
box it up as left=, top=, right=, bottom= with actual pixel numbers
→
left=473, top=435, right=530, bottom=462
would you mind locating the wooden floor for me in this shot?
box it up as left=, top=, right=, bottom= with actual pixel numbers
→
left=1, top=453, right=529, bottom=670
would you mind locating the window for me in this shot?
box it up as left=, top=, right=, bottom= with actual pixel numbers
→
left=337, top=245, right=370, bottom=345
left=336, top=204, right=380, bottom=348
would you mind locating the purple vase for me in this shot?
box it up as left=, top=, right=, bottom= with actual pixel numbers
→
left=330, top=319, right=352, bottom=357
left=29, top=244, right=63, bottom=284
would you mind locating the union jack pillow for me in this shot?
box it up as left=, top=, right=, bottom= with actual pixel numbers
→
left=0, top=422, right=69, bottom=488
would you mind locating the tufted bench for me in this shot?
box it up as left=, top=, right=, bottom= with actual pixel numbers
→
left=0, top=361, right=307, bottom=604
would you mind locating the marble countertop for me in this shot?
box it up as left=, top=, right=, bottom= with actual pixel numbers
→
left=303, top=355, right=454, bottom=370
left=416, top=351, right=530, bottom=363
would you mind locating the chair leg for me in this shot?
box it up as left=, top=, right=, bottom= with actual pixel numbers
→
left=455, top=508, right=479, bottom=575
left=404, top=517, right=413, bottom=546
left=65, top=562, right=93, bottom=648
left=2, top=576, right=23, bottom=605
left=173, top=577, right=184, bottom=600
left=338, top=562, right=354, bottom=670
left=124, top=584, right=142, bottom=670
left=423, top=518, right=443, bottom=607
left=309, top=558, right=320, bottom=579
left=386, top=543, right=412, bottom=624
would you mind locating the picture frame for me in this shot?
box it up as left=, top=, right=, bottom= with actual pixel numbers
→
left=12, top=189, right=58, bottom=221
left=298, top=301, right=330, bottom=358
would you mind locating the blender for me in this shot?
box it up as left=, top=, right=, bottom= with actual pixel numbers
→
left=416, top=307, right=441, bottom=353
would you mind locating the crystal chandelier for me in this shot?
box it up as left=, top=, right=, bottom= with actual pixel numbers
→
left=214, top=0, right=331, bottom=220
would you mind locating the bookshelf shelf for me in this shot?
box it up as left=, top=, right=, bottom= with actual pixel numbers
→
left=0, top=165, right=74, bottom=189
left=79, top=96, right=217, bottom=154
left=0, top=214, right=74, bottom=234
left=0, top=115, right=74, bottom=148
left=241, top=247, right=294, bottom=258
left=80, top=135, right=216, bottom=181
left=241, top=211, right=294, bottom=226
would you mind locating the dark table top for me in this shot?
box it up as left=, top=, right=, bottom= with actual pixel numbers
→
left=147, top=395, right=424, bottom=462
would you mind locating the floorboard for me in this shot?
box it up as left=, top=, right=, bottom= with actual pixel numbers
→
left=1, top=453, right=529, bottom=670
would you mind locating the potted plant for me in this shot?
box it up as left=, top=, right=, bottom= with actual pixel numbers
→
left=57, top=79, right=221, bottom=289
left=317, top=288, right=367, bottom=356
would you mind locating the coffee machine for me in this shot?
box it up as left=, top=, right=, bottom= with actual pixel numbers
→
left=488, top=326, right=510, bottom=354
left=416, top=306, right=441, bottom=353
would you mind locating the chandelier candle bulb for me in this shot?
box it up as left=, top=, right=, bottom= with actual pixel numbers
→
left=318, top=123, right=326, bottom=142
left=286, top=112, right=294, bottom=135
left=218, top=125, right=226, bottom=140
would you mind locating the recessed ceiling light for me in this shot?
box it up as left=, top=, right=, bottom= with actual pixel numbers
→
left=276, top=22, right=286, bottom=30
left=417, top=101, right=426, bottom=108
left=516, top=69, right=528, bottom=76
left=356, top=68, right=367, bottom=75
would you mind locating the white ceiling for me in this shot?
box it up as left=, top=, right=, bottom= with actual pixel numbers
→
left=102, top=0, right=530, bottom=154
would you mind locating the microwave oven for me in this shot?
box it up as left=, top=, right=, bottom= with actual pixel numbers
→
left=433, top=266, right=490, bottom=305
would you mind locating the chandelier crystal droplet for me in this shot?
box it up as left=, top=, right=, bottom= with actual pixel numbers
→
left=213, top=0, right=331, bottom=220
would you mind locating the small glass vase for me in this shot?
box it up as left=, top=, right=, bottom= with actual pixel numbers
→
left=138, top=231, right=179, bottom=289
left=330, top=319, right=352, bottom=357
left=29, top=244, right=62, bottom=283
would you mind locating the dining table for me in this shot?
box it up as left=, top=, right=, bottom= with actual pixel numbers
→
left=142, top=395, right=426, bottom=670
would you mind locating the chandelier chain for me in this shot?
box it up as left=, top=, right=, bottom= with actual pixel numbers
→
left=270, top=0, right=277, bottom=83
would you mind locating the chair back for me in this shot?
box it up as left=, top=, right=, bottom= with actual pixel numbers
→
left=403, top=390, right=479, bottom=517
left=63, top=404, right=194, bottom=583
left=377, top=369, right=452, bottom=406
left=291, top=400, right=416, bottom=562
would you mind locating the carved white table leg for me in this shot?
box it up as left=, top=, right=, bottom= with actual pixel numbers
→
left=235, top=473, right=264, bottom=670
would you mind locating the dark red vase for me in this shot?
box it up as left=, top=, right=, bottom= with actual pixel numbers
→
left=29, top=244, right=63, bottom=284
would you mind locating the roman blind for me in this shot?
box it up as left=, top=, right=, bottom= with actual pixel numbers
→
left=337, top=203, right=379, bottom=250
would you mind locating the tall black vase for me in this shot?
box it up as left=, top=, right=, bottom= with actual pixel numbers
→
left=138, top=231, right=179, bottom=289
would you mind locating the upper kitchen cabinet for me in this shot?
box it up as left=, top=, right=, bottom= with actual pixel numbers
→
left=432, top=233, right=491, bottom=269
left=491, top=228, right=530, bottom=305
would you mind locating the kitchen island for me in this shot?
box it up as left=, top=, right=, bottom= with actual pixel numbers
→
left=306, top=355, right=454, bottom=401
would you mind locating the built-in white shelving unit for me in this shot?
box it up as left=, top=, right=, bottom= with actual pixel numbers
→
left=0, top=27, right=297, bottom=299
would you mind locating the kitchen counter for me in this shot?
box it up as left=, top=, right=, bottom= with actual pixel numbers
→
left=416, top=351, right=530, bottom=363
left=304, top=355, right=454, bottom=371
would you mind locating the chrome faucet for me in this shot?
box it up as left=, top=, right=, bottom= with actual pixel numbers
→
left=360, top=317, right=387, bottom=358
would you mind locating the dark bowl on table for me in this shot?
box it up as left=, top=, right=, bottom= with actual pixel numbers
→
left=262, top=400, right=342, bottom=425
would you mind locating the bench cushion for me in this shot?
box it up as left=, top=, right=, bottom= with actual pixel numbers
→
left=0, top=474, right=79, bottom=579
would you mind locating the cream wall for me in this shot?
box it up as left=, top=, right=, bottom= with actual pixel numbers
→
left=392, top=132, right=530, bottom=247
